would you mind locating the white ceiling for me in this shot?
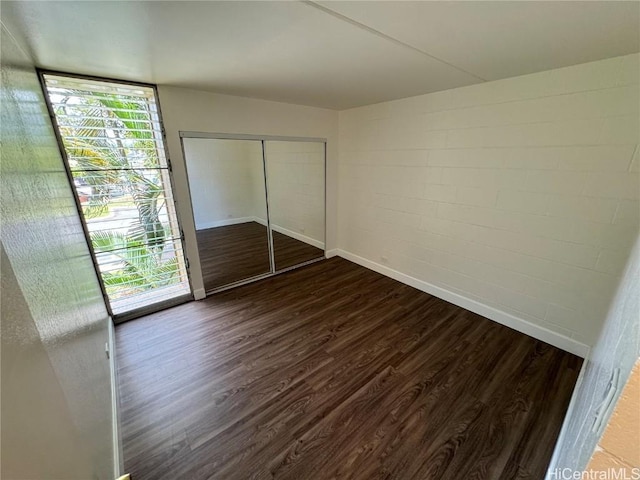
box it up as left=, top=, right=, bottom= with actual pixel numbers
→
left=2, top=1, right=638, bottom=110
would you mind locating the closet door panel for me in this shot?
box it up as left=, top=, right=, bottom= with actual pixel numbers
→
left=183, top=138, right=271, bottom=291
left=264, top=140, right=325, bottom=271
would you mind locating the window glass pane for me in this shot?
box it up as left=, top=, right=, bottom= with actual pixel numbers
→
left=43, top=74, right=190, bottom=316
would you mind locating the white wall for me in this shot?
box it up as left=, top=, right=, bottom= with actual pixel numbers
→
left=549, top=232, right=639, bottom=474
left=265, top=141, right=325, bottom=246
left=158, top=86, right=338, bottom=298
left=183, top=138, right=266, bottom=229
left=1, top=24, right=115, bottom=479
left=338, top=53, right=639, bottom=352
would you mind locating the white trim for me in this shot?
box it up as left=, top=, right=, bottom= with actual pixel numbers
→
left=335, top=249, right=590, bottom=358
left=193, top=288, right=206, bottom=300
left=179, top=131, right=327, bottom=143
left=206, top=272, right=275, bottom=295
left=325, top=249, right=340, bottom=258
left=253, top=216, right=268, bottom=227
left=270, top=224, right=325, bottom=250
left=195, top=216, right=256, bottom=230
left=108, top=319, right=123, bottom=478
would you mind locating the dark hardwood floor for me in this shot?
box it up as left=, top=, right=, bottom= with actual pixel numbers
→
left=272, top=229, right=324, bottom=272
left=196, top=222, right=324, bottom=291
left=116, top=257, right=582, bottom=480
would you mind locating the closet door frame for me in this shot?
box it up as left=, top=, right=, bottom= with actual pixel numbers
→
left=179, top=131, right=327, bottom=295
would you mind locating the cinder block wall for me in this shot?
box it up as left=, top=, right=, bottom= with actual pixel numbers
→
left=338, top=53, right=639, bottom=349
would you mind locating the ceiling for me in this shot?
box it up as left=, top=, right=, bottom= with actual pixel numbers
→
left=2, top=1, right=638, bottom=110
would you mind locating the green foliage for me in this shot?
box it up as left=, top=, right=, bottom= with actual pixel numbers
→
left=55, top=88, right=179, bottom=298
left=91, top=231, right=179, bottom=297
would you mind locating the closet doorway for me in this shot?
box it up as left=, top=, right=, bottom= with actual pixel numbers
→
left=180, top=132, right=326, bottom=294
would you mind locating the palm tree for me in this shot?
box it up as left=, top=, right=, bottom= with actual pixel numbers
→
left=92, top=230, right=178, bottom=296
left=53, top=88, right=179, bottom=298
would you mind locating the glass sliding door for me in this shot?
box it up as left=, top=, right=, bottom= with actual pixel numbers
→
left=264, top=140, right=325, bottom=271
left=41, top=73, right=190, bottom=318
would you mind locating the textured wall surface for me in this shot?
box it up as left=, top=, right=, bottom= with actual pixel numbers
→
left=158, top=85, right=338, bottom=297
left=0, top=24, right=114, bottom=479
left=549, top=233, right=639, bottom=474
left=338, top=53, right=639, bottom=347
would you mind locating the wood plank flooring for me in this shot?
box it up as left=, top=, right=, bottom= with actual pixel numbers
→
left=272, top=229, right=324, bottom=272
left=196, top=222, right=324, bottom=291
left=116, top=257, right=582, bottom=480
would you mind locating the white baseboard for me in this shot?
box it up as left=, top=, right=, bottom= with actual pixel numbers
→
left=193, top=288, right=206, bottom=300
left=270, top=224, right=324, bottom=250
left=325, top=249, right=340, bottom=258
left=196, top=217, right=256, bottom=229
left=335, top=249, right=589, bottom=358
left=108, top=319, right=123, bottom=477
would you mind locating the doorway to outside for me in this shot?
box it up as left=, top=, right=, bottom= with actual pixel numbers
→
left=40, top=72, right=191, bottom=320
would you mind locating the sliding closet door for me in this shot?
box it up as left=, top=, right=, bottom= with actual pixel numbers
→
left=182, top=138, right=271, bottom=291
left=264, top=141, right=325, bottom=271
